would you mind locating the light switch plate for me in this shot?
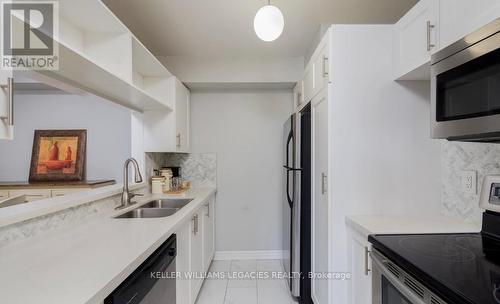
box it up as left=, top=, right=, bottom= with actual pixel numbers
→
left=461, top=170, right=477, bottom=194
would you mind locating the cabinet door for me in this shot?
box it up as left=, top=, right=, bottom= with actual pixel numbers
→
left=394, top=0, right=439, bottom=78
left=293, top=81, right=303, bottom=110
left=439, top=0, right=500, bottom=49
left=9, top=189, right=51, bottom=201
left=311, top=90, right=329, bottom=304
left=50, top=188, right=84, bottom=197
left=190, top=212, right=204, bottom=303
left=202, top=196, right=215, bottom=272
left=0, top=70, right=14, bottom=140
left=176, top=220, right=192, bottom=304
left=313, top=42, right=329, bottom=98
left=0, top=190, right=8, bottom=200
left=175, top=80, right=190, bottom=153
left=347, top=229, right=371, bottom=304
left=303, top=63, right=314, bottom=103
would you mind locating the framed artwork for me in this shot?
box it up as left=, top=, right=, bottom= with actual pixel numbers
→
left=29, top=130, right=87, bottom=182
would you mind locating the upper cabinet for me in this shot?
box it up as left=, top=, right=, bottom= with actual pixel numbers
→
left=394, top=0, right=500, bottom=80
left=293, top=81, right=304, bottom=111
left=393, top=0, right=439, bottom=80
left=143, top=77, right=191, bottom=153
left=303, top=35, right=330, bottom=104
left=0, top=70, right=13, bottom=140
left=439, top=0, right=500, bottom=49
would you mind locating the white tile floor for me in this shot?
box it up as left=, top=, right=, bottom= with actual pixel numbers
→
left=195, top=260, right=297, bottom=304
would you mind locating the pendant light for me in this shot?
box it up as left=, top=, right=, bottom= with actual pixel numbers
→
left=253, top=0, right=284, bottom=42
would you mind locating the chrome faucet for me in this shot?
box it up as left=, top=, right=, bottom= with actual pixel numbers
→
left=116, top=158, right=143, bottom=210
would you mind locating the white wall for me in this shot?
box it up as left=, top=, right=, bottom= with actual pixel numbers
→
left=0, top=93, right=132, bottom=182
left=190, top=89, right=292, bottom=252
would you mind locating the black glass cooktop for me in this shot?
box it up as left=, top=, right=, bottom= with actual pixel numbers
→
left=369, top=232, right=500, bottom=304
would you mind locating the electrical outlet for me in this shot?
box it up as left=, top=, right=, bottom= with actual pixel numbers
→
left=461, top=170, right=477, bottom=194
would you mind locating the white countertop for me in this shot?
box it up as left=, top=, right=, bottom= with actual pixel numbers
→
left=0, top=187, right=216, bottom=304
left=346, top=214, right=481, bottom=239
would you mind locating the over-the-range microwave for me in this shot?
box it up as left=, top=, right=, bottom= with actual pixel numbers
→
left=431, top=18, right=500, bottom=142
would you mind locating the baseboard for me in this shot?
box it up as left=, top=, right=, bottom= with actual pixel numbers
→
left=214, top=250, right=284, bottom=260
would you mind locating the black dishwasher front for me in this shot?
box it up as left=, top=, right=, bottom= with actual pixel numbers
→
left=104, top=234, right=177, bottom=304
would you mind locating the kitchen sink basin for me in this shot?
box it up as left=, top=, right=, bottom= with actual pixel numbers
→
left=140, top=198, right=193, bottom=209
left=114, top=208, right=179, bottom=219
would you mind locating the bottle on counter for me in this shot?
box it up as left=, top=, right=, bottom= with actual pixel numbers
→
left=160, top=168, right=173, bottom=192
left=151, top=176, right=165, bottom=194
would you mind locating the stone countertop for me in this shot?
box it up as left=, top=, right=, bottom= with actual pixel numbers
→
left=0, top=187, right=216, bottom=304
left=346, top=214, right=481, bottom=239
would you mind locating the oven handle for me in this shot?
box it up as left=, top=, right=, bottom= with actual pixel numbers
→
left=370, top=250, right=427, bottom=304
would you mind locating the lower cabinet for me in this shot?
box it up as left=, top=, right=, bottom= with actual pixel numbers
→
left=176, top=194, right=216, bottom=304
left=202, top=196, right=215, bottom=271
left=8, top=189, right=51, bottom=202
left=347, top=227, right=372, bottom=304
left=0, top=190, right=9, bottom=200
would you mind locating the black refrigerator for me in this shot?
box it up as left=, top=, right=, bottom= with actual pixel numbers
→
left=282, top=104, right=312, bottom=304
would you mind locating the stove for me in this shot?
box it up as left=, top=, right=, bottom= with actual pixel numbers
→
left=368, top=176, right=500, bottom=304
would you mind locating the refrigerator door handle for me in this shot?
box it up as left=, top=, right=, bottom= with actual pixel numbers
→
left=286, top=169, right=293, bottom=208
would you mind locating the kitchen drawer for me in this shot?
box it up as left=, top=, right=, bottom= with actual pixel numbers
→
left=0, top=190, right=8, bottom=200
left=51, top=189, right=84, bottom=197
left=9, top=189, right=51, bottom=201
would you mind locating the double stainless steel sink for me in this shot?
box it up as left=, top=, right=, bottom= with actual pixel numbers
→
left=114, top=198, right=193, bottom=218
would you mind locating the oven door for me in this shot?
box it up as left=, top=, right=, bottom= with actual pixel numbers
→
left=371, top=250, right=445, bottom=304
left=431, top=19, right=500, bottom=141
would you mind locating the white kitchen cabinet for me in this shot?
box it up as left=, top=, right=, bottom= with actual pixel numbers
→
left=143, top=76, right=190, bottom=153
left=312, top=41, right=330, bottom=98
left=347, top=227, right=371, bottom=304
left=302, top=38, right=330, bottom=103
left=311, top=89, right=330, bottom=304
left=175, top=80, right=190, bottom=153
left=0, top=70, right=13, bottom=140
left=202, top=195, right=215, bottom=271
left=293, top=81, right=304, bottom=111
left=190, top=211, right=203, bottom=303
left=50, top=188, right=86, bottom=197
left=9, top=189, right=51, bottom=202
left=175, top=197, right=216, bottom=304
left=393, top=0, right=439, bottom=80
left=303, top=63, right=314, bottom=103
left=0, top=190, right=8, bottom=200
left=439, top=0, right=500, bottom=49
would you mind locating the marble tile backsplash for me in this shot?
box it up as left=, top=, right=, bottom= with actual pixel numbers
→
left=146, top=152, right=217, bottom=188
left=441, top=140, right=500, bottom=227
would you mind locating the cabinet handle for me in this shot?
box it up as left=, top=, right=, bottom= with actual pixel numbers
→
left=176, top=133, right=181, bottom=148
left=0, top=77, right=14, bottom=126
left=192, top=214, right=199, bottom=235
left=322, top=56, right=329, bottom=78
left=205, top=203, right=210, bottom=217
left=321, top=172, right=327, bottom=195
left=192, top=214, right=196, bottom=235
left=365, top=246, right=371, bottom=275
left=426, top=21, right=435, bottom=52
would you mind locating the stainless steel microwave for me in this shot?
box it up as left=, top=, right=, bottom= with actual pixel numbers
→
left=431, top=18, right=500, bottom=142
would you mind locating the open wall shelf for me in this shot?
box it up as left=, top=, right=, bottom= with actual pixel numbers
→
left=27, top=0, right=173, bottom=112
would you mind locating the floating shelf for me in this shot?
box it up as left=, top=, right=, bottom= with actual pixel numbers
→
left=25, top=0, right=174, bottom=112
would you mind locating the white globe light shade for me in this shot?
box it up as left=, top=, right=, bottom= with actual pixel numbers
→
left=253, top=5, right=284, bottom=42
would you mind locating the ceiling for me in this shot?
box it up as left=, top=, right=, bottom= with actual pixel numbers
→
left=103, top=0, right=418, bottom=58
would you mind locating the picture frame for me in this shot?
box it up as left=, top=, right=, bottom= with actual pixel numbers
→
left=29, top=130, right=87, bottom=182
